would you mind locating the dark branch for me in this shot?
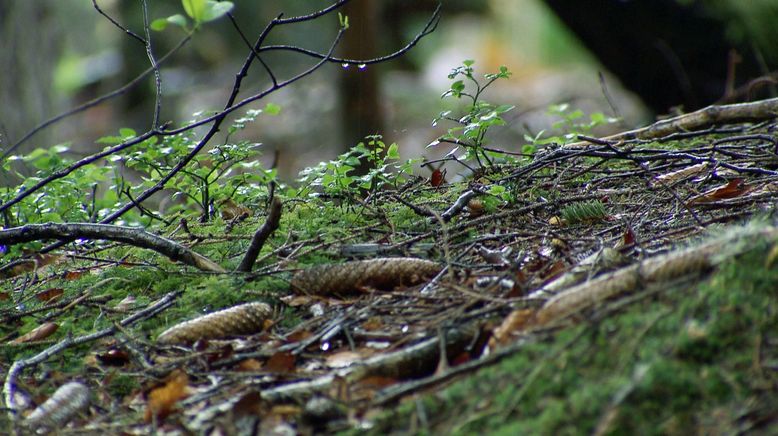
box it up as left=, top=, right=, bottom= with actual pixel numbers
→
left=237, top=197, right=282, bottom=272
left=0, top=223, right=225, bottom=273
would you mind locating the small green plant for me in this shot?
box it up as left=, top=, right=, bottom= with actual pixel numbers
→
left=429, top=60, right=514, bottom=168
left=151, top=0, right=234, bottom=32
left=121, top=106, right=280, bottom=221
left=2, top=144, right=117, bottom=225
left=525, top=103, right=619, bottom=148
left=296, top=135, right=418, bottom=201
left=561, top=200, right=607, bottom=224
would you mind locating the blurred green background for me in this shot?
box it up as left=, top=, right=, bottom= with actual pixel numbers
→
left=1, top=0, right=775, bottom=181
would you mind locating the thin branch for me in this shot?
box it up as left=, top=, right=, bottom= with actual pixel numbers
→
left=100, top=25, right=347, bottom=224
left=0, top=223, right=226, bottom=273
left=141, top=0, right=162, bottom=129
left=92, top=0, right=145, bottom=45
left=0, top=36, right=190, bottom=162
left=227, top=12, right=278, bottom=86
left=0, top=129, right=162, bottom=214
left=259, top=3, right=441, bottom=66
left=2, top=291, right=180, bottom=419
left=237, top=197, right=282, bottom=272
left=274, top=0, right=351, bottom=24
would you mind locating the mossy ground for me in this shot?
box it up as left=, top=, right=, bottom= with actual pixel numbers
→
left=363, top=245, right=778, bottom=435
left=2, top=125, right=778, bottom=433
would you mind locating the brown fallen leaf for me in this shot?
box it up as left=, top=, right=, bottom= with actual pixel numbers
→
left=489, top=309, right=536, bottom=349
left=651, top=162, right=709, bottom=187
left=63, top=270, right=85, bottom=280
left=95, top=348, right=130, bottom=367
left=144, top=369, right=189, bottom=423
left=265, top=351, right=296, bottom=373
left=326, top=350, right=364, bottom=368
left=220, top=198, right=252, bottom=220
left=236, top=358, right=263, bottom=372
left=430, top=168, right=447, bottom=187
left=12, top=322, right=59, bottom=344
left=1, top=254, right=62, bottom=279
left=687, top=178, right=750, bottom=205
left=35, top=288, right=64, bottom=303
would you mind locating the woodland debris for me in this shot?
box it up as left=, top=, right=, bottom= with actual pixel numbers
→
left=156, top=302, right=272, bottom=345
left=236, top=197, right=283, bottom=272
left=0, top=223, right=226, bottom=273
left=567, top=96, right=778, bottom=146
left=517, top=225, right=778, bottom=333
left=11, top=322, right=59, bottom=344
left=290, top=257, right=442, bottom=296
left=145, top=369, right=190, bottom=423
left=25, top=381, right=90, bottom=431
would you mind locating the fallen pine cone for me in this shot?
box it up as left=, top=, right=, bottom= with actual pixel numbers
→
left=26, top=381, right=90, bottom=431
left=157, top=302, right=271, bottom=345
left=291, top=257, right=442, bottom=297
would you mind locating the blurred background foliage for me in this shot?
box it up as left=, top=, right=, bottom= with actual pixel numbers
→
left=1, top=0, right=776, bottom=181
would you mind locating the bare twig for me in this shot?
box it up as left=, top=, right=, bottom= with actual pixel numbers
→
left=0, top=223, right=225, bottom=272
left=141, top=0, right=162, bottom=129
left=2, top=291, right=180, bottom=419
left=236, top=197, right=283, bottom=272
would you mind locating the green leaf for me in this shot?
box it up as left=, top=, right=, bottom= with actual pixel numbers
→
left=167, top=14, right=188, bottom=29
left=338, top=13, right=349, bottom=29
left=150, top=18, right=169, bottom=31
left=386, top=143, right=400, bottom=160
left=119, top=128, right=137, bottom=138
left=495, top=104, right=515, bottom=114
left=201, top=1, right=233, bottom=23
left=264, top=102, right=281, bottom=116
left=463, top=59, right=475, bottom=67
left=182, top=0, right=206, bottom=21
left=97, top=135, right=123, bottom=145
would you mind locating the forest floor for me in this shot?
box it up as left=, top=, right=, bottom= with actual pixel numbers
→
left=2, top=115, right=778, bottom=434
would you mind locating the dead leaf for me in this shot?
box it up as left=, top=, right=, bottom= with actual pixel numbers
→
left=113, top=295, right=136, bottom=312
left=35, top=288, right=64, bottom=303
left=12, top=322, right=58, bottom=344
left=766, top=243, right=778, bottom=268
left=265, top=351, right=296, bottom=373
left=347, top=376, right=400, bottom=402
left=489, top=309, right=536, bottom=349
left=651, top=163, right=709, bottom=187
left=622, top=227, right=636, bottom=246
left=220, top=198, right=252, bottom=220
left=237, top=359, right=263, bottom=371
left=430, top=168, right=447, bottom=187
left=63, top=271, right=84, bottom=280
left=281, top=295, right=314, bottom=307
left=541, top=260, right=568, bottom=282
left=144, top=369, right=189, bottom=423
left=450, top=351, right=471, bottom=366
left=286, top=330, right=313, bottom=343
left=232, top=392, right=265, bottom=416
left=361, top=317, right=384, bottom=331
left=95, top=348, right=130, bottom=367
left=326, top=350, right=363, bottom=368
left=688, top=178, right=750, bottom=205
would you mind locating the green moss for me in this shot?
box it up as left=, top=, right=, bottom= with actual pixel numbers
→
left=364, top=242, right=778, bottom=434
